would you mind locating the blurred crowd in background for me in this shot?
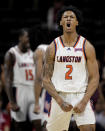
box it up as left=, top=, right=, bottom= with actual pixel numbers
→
left=0, top=0, right=105, bottom=130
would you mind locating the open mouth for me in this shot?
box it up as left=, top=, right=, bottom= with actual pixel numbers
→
left=67, top=23, right=70, bottom=27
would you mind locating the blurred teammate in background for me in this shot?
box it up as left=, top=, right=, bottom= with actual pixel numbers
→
left=4, top=28, right=42, bottom=131
left=33, top=44, right=51, bottom=131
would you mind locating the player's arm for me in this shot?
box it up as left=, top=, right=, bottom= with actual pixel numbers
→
left=82, top=41, right=99, bottom=104
left=33, top=48, right=44, bottom=113
left=43, top=42, right=73, bottom=112
left=74, top=41, right=99, bottom=113
left=4, top=51, right=19, bottom=111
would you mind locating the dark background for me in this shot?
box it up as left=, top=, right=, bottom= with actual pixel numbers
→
left=0, top=0, right=105, bottom=64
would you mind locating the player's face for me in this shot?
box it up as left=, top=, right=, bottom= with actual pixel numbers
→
left=20, top=31, right=30, bottom=50
left=60, top=11, right=78, bottom=33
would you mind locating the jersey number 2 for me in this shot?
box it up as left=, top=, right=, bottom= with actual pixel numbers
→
left=65, top=65, right=72, bottom=80
left=25, top=69, right=34, bottom=80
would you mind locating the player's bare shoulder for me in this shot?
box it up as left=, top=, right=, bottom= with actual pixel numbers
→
left=4, top=49, right=16, bottom=67
left=33, top=48, right=44, bottom=62
left=45, top=42, right=55, bottom=64
left=85, top=40, right=96, bottom=59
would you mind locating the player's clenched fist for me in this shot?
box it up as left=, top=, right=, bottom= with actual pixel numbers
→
left=9, top=102, right=20, bottom=112
left=60, top=102, right=73, bottom=112
left=73, top=101, right=87, bottom=113
left=56, top=97, right=73, bottom=112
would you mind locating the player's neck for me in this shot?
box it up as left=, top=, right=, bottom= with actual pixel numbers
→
left=18, top=43, right=27, bottom=53
left=62, top=32, right=78, bottom=47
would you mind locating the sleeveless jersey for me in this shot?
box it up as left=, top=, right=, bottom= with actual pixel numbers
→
left=51, top=35, right=88, bottom=93
left=9, top=46, right=35, bottom=88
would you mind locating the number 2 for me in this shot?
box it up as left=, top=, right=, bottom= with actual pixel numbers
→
left=65, top=65, right=72, bottom=80
left=25, top=69, right=34, bottom=80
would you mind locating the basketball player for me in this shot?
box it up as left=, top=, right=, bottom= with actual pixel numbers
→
left=33, top=44, right=51, bottom=131
left=4, top=29, right=42, bottom=131
left=43, top=6, right=99, bottom=131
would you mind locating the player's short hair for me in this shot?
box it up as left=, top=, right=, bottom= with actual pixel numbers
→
left=57, top=5, right=83, bottom=31
left=18, top=28, right=29, bottom=38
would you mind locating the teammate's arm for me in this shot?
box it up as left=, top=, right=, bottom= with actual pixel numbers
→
left=4, top=52, right=19, bottom=111
left=43, top=42, right=73, bottom=112
left=74, top=41, right=99, bottom=113
left=33, top=48, right=44, bottom=113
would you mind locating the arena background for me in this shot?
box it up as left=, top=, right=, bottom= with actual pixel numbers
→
left=0, top=0, right=105, bottom=63
left=0, top=0, right=105, bottom=131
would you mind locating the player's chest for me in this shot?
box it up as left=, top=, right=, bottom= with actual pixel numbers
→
left=56, top=47, right=83, bottom=57
left=16, top=53, right=34, bottom=68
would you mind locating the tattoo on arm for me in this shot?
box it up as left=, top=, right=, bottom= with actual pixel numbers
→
left=43, top=45, right=54, bottom=79
left=43, top=43, right=62, bottom=101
